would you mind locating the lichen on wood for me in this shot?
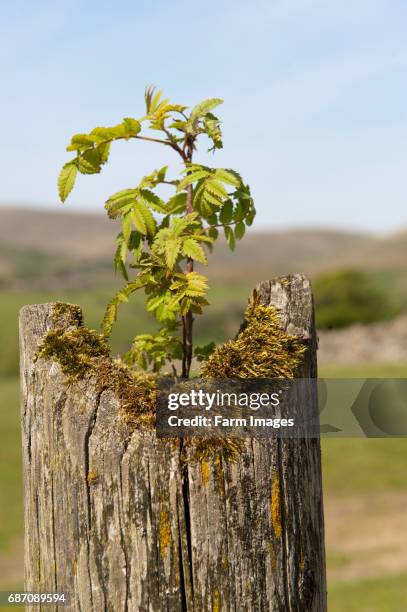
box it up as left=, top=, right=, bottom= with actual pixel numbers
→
left=20, top=276, right=327, bottom=611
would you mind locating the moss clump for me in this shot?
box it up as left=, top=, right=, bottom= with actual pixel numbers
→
left=194, top=293, right=306, bottom=463
left=186, top=437, right=245, bottom=464
left=35, top=304, right=156, bottom=425
left=35, top=327, right=109, bottom=381
left=95, top=359, right=156, bottom=427
left=52, top=302, right=83, bottom=328
left=201, top=293, right=306, bottom=379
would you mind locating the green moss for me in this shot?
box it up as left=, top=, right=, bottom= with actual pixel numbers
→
left=35, top=304, right=156, bottom=425
left=52, top=301, right=83, bottom=328
left=34, top=298, right=305, bottom=462
left=35, top=327, right=109, bottom=381
left=192, top=294, right=306, bottom=463
left=201, top=292, right=306, bottom=379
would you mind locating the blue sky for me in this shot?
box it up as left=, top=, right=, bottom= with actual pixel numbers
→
left=1, top=0, right=406, bottom=233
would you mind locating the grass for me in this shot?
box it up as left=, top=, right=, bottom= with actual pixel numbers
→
left=329, top=574, right=407, bottom=611
left=0, top=378, right=22, bottom=552
left=320, top=363, right=407, bottom=378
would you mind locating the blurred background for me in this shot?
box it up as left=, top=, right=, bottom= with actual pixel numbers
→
left=1, top=1, right=406, bottom=610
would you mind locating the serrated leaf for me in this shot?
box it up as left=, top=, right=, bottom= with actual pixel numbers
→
left=182, top=238, right=207, bottom=264
left=189, top=98, right=223, bottom=124
left=178, top=170, right=210, bottom=191
left=114, top=236, right=128, bottom=280
left=102, top=278, right=144, bottom=336
left=139, top=189, right=166, bottom=213
left=77, top=148, right=102, bottom=175
left=132, top=207, right=147, bottom=234
left=205, top=178, right=228, bottom=199
left=165, top=238, right=181, bottom=269
left=167, top=193, right=187, bottom=214
left=214, top=168, right=242, bottom=188
left=105, top=196, right=133, bottom=219
left=122, top=212, right=132, bottom=242
left=58, top=161, right=77, bottom=202
left=136, top=199, right=157, bottom=236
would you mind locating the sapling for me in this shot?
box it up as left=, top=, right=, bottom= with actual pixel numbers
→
left=59, top=87, right=256, bottom=378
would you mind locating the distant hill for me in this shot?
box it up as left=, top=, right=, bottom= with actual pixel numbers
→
left=0, top=207, right=406, bottom=289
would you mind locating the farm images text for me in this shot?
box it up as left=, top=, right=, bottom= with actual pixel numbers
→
left=166, top=389, right=295, bottom=429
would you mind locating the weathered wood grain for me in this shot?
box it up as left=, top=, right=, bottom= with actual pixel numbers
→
left=19, top=274, right=326, bottom=611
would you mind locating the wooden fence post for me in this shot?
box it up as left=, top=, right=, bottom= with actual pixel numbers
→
left=19, top=274, right=326, bottom=611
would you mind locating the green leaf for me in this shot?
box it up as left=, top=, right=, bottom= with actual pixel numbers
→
left=122, top=213, right=133, bottom=242
left=157, top=166, right=167, bottom=181
left=194, top=341, right=216, bottom=362
left=102, top=278, right=144, bottom=336
left=219, top=199, right=233, bottom=224
left=77, top=148, right=102, bottom=175
left=131, top=207, right=147, bottom=235
left=66, top=133, right=97, bottom=152
left=58, top=161, right=77, bottom=202
left=205, top=178, right=228, bottom=199
left=246, top=208, right=256, bottom=226
left=233, top=200, right=247, bottom=222
left=208, top=227, right=219, bottom=241
left=182, top=238, right=207, bottom=264
left=189, top=98, right=223, bottom=125
left=234, top=221, right=245, bottom=240
left=177, top=170, right=209, bottom=191
left=136, top=199, right=157, bottom=236
left=139, top=189, right=166, bottom=213
left=113, top=235, right=128, bottom=280
left=165, top=238, right=181, bottom=269
left=166, top=193, right=187, bottom=214
left=215, top=168, right=242, bottom=188
left=123, top=117, right=141, bottom=137
left=98, top=142, right=111, bottom=164
left=224, top=225, right=236, bottom=251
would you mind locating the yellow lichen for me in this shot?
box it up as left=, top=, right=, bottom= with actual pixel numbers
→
left=271, top=468, right=282, bottom=539
left=214, top=456, right=225, bottom=496
left=86, top=470, right=99, bottom=485
left=200, top=459, right=210, bottom=485
left=159, top=508, right=172, bottom=559
left=212, top=589, right=221, bottom=612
